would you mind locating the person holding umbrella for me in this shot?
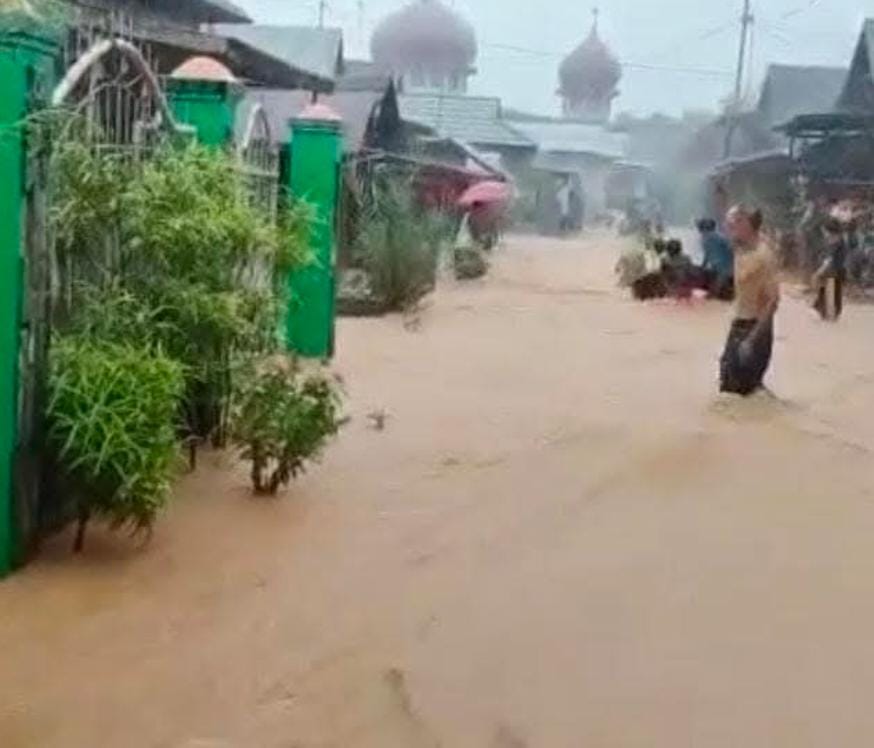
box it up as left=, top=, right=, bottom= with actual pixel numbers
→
left=458, top=180, right=512, bottom=250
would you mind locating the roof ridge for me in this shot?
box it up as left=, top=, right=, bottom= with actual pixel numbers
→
left=400, top=91, right=502, bottom=104
left=767, top=62, right=847, bottom=72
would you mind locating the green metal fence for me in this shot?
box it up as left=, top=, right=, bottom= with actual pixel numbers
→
left=2, top=15, right=275, bottom=570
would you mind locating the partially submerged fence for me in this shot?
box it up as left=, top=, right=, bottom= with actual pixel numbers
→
left=0, top=12, right=283, bottom=572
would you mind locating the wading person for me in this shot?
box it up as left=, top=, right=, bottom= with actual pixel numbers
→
left=812, top=218, right=847, bottom=321
left=697, top=218, right=734, bottom=300
left=720, top=206, right=780, bottom=396
left=661, top=239, right=695, bottom=299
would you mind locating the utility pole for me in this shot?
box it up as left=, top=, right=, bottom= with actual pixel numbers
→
left=318, top=0, right=327, bottom=28
left=356, top=0, right=365, bottom=49
left=724, top=0, right=754, bottom=159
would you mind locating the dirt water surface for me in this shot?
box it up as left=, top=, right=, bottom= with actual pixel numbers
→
left=3, top=233, right=874, bottom=747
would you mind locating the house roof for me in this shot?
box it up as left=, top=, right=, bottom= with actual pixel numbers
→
left=711, top=150, right=794, bottom=178
left=775, top=112, right=874, bottom=137
left=503, top=107, right=559, bottom=123
left=682, top=111, right=779, bottom=169
left=837, top=19, right=874, bottom=113
left=81, top=0, right=251, bottom=24
left=757, top=64, right=847, bottom=127
left=244, top=88, right=387, bottom=151
left=357, top=151, right=495, bottom=186
left=222, top=38, right=335, bottom=91
left=107, top=24, right=327, bottom=89
left=196, top=0, right=250, bottom=23
left=397, top=93, right=533, bottom=149
left=858, top=18, right=874, bottom=80
left=511, top=120, right=627, bottom=160
left=337, top=59, right=393, bottom=92
left=214, top=25, right=344, bottom=86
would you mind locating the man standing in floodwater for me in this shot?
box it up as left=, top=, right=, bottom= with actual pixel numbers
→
left=720, top=206, right=780, bottom=396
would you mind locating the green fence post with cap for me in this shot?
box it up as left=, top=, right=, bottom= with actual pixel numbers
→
left=0, top=20, right=57, bottom=575
left=165, top=56, right=242, bottom=147
left=285, top=102, right=342, bottom=359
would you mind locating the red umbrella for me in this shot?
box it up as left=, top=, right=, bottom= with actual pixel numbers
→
left=457, top=180, right=512, bottom=208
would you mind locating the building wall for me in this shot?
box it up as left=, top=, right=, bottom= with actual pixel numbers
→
left=557, top=153, right=613, bottom=220
left=562, top=97, right=612, bottom=125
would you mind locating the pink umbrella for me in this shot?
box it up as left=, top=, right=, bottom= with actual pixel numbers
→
left=457, top=180, right=512, bottom=208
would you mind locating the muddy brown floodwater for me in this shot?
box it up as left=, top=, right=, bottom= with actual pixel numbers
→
left=4, top=233, right=874, bottom=747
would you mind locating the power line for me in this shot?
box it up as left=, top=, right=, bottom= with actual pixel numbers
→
left=780, top=0, right=822, bottom=20
left=759, top=22, right=792, bottom=48
left=743, top=13, right=756, bottom=101
left=479, top=42, right=732, bottom=78
left=638, top=18, right=738, bottom=66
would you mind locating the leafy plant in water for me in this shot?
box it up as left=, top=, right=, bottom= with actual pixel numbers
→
left=124, top=146, right=313, bottom=445
left=356, top=178, right=450, bottom=311
left=46, top=336, right=185, bottom=551
left=232, top=357, right=344, bottom=496
left=50, top=141, right=314, bottom=449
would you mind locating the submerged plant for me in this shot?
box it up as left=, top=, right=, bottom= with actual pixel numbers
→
left=356, top=179, right=450, bottom=311
left=232, top=357, right=344, bottom=496
left=46, top=336, right=185, bottom=551
left=50, top=141, right=313, bottom=449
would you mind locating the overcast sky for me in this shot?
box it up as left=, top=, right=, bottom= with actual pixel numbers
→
left=241, top=0, right=869, bottom=117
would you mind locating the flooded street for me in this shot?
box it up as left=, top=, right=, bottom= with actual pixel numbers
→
left=4, top=232, right=874, bottom=747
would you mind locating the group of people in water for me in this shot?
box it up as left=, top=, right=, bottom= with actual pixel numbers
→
left=618, top=202, right=851, bottom=397
left=617, top=218, right=734, bottom=304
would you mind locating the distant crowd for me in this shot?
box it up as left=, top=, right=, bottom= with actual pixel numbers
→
left=616, top=219, right=734, bottom=304
left=791, top=197, right=874, bottom=291
left=615, top=202, right=852, bottom=397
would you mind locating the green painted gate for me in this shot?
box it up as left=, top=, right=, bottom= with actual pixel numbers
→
left=0, top=17, right=180, bottom=574
left=0, top=22, right=58, bottom=574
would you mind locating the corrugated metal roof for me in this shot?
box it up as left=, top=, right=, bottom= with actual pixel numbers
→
left=711, top=149, right=793, bottom=177
left=66, top=0, right=250, bottom=24
left=338, top=59, right=392, bottom=92
left=865, top=18, right=874, bottom=81
left=244, top=88, right=384, bottom=151
left=214, top=24, right=343, bottom=84
left=835, top=19, right=874, bottom=112
left=512, top=120, right=627, bottom=159
left=757, top=64, right=847, bottom=127
left=200, top=0, right=250, bottom=23
left=398, top=93, right=533, bottom=149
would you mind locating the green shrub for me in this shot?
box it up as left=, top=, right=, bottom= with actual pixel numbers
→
left=47, top=336, right=185, bottom=550
left=50, top=142, right=313, bottom=449
left=356, top=179, right=449, bottom=311
left=233, top=357, right=344, bottom=496
left=453, top=246, right=489, bottom=280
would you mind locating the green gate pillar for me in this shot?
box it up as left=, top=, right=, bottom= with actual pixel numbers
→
left=166, top=57, right=242, bottom=147
left=285, top=103, right=343, bottom=359
left=0, top=22, right=57, bottom=576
